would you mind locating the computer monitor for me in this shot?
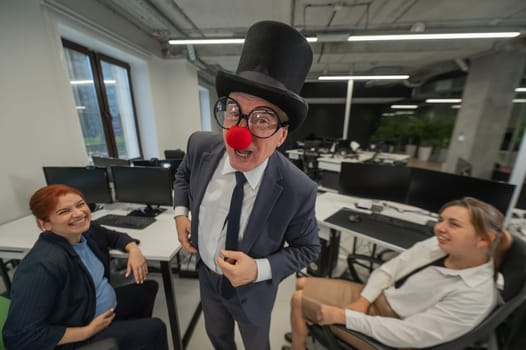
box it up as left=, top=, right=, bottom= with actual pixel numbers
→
left=92, top=156, right=130, bottom=167
left=515, top=185, right=526, bottom=210
left=43, top=166, right=112, bottom=205
left=455, top=157, right=472, bottom=177
left=130, top=159, right=182, bottom=187
left=92, top=156, right=130, bottom=182
left=339, top=162, right=412, bottom=203
left=111, top=166, right=173, bottom=217
left=406, top=168, right=516, bottom=214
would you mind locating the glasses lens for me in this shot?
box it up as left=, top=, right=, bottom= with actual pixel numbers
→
left=248, top=109, right=280, bottom=138
left=214, top=97, right=239, bottom=129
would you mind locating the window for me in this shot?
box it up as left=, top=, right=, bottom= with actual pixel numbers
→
left=62, top=39, right=142, bottom=159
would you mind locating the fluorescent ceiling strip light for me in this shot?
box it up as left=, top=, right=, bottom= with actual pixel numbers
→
left=75, top=106, right=86, bottom=110
left=348, top=32, right=520, bottom=41
left=451, top=105, right=461, bottom=109
left=169, top=38, right=245, bottom=45
left=515, top=87, right=526, bottom=92
left=513, top=99, right=526, bottom=103
left=391, top=104, right=418, bottom=109
left=426, top=98, right=462, bottom=103
left=306, top=37, right=318, bottom=42
left=318, top=75, right=409, bottom=81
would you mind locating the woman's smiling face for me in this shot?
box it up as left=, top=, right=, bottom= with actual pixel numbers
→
left=39, top=193, right=91, bottom=243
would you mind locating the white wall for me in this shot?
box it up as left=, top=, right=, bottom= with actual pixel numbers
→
left=149, top=58, right=202, bottom=154
left=0, top=0, right=201, bottom=223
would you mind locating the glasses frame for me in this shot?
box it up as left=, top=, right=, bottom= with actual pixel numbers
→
left=213, top=97, right=288, bottom=139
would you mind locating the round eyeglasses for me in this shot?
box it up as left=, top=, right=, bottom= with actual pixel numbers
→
left=214, top=97, right=288, bottom=139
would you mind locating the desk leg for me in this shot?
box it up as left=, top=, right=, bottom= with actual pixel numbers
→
left=160, top=261, right=183, bottom=350
left=0, top=259, right=11, bottom=296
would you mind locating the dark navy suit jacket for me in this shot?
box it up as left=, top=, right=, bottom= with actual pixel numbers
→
left=3, top=223, right=136, bottom=350
left=173, top=131, right=320, bottom=326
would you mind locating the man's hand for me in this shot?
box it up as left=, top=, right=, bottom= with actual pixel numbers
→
left=216, top=250, right=257, bottom=287
left=175, top=215, right=197, bottom=253
left=125, top=242, right=148, bottom=284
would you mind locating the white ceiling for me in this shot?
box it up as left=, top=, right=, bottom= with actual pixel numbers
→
left=52, top=0, right=526, bottom=85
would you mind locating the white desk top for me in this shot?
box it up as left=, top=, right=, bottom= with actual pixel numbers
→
left=315, top=192, right=436, bottom=251
left=316, top=151, right=410, bottom=172
left=0, top=205, right=181, bottom=262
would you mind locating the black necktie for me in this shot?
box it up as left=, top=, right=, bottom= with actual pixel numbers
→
left=221, top=171, right=246, bottom=299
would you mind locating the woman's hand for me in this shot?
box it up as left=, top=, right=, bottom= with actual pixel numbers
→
left=316, top=304, right=346, bottom=325
left=86, top=308, right=116, bottom=337
left=125, top=242, right=148, bottom=284
left=58, top=309, right=115, bottom=345
left=175, top=216, right=197, bottom=253
left=346, top=296, right=370, bottom=314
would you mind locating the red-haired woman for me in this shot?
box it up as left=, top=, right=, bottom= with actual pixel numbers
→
left=285, top=197, right=512, bottom=350
left=3, top=185, right=168, bottom=350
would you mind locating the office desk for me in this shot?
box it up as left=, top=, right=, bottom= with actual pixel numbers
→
left=0, top=206, right=192, bottom=350
left=315, top=192, right=435, bottom=275
left=317, top=152, right=410, bottom=172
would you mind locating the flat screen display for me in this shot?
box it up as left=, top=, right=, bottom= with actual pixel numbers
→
left=514, top=185, right=526, bottom=210
left=406, top=168, right=515, bottom=214
left=43, top=166, right=112, bottom=204
left=111, top=166, right=173, bottom=207
left=339, top=162, right=412, bottom=203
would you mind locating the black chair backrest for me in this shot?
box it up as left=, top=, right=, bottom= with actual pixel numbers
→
left=427, top=235, right=526, bottom=350
left=500, top=235, right=526, bottom=302
left=164, top=149, right=185, bottom=160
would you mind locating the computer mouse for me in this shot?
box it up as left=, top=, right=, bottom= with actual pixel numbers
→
left=348, top=214, right=361, bottom=223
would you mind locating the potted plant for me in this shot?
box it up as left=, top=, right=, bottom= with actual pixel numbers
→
left=413, top=117, right=436, bottom=161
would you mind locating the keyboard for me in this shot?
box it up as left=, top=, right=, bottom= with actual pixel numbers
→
left=369, top=212, right=434, bottom=236
left=95, top=214, right=156, bottom=230
left=324, top=208, right=434, bottom=249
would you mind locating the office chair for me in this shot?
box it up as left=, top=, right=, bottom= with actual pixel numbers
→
left=77, top=338, right=119, bottom=350
left=302, top=142, right=321, bottom=182
left=164, top=149, right=185, bottom=160
left=309, top=234, right=526, bottom=350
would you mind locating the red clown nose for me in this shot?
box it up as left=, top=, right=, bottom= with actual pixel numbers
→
left=226, top=126, right=252, bottom=150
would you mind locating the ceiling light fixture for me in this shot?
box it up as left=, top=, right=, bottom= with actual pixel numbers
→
left=318, top=75, right=409, bottom=81
left=169, top=36, right=317, bottom=45
left=391, top=105, right=418, bottom=109
left=515, top=87, right=526, bottom=92
left=348, top=32, right=520, bottom=41
left=168, top=38, right=245, bottom=45
left=426, top=98, right=462, bottom=103
left=513, top=99, right=526, bottom=103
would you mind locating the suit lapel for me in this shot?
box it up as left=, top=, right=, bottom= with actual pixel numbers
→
left=240, top=153, right=284, bottom=251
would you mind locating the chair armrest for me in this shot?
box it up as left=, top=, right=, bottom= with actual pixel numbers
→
left=76, top=338, right=119, bottom=350
left=346, top=254, right=385, bottom=283
left=331, top=324, right=396, bottom=350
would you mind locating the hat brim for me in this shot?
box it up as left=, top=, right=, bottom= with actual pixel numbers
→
left=216, top=70, right=308, bottom=132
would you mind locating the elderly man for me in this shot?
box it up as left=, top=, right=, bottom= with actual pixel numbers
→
left=173, top=20, right=320, bottom=350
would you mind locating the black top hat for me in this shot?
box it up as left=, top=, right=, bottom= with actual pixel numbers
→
left=216, top=21, right=313, bottom=132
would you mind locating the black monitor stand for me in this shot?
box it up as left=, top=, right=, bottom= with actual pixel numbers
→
left=88, top=203, right=105, bottom=213
left=128, top=204, right=166, bottom=217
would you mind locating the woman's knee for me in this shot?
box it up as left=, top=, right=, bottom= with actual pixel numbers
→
left=296, top=277, right=305, bottom=291
left=291, top=290, right=303, bottom=310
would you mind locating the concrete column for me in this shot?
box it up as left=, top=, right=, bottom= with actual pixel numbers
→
left=445, top=47, right=526, bottom=179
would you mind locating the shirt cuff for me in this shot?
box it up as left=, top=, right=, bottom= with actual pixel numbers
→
left=254, top=258, right=272, bottom=282
left=173, top=206, right=189, bottom=217
left=345, top=308, right=368, bottom=331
